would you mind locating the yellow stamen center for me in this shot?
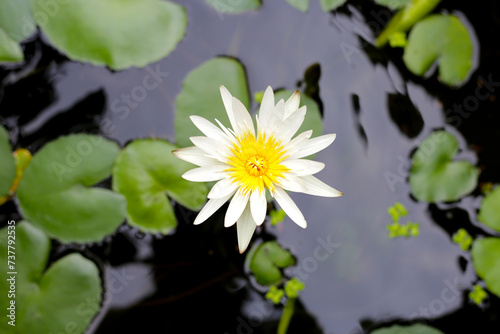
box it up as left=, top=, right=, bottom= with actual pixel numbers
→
left=227, top=132, right=288, bottom=193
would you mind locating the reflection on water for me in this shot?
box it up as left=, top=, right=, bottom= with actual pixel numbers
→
left=1, top=0, right=499, bottom=333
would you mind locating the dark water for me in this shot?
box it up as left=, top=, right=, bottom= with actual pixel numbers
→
left=1, top=1, right=500, bottom=333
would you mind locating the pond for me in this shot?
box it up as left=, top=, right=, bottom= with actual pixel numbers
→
left=1, top=1, right=499, bottom=333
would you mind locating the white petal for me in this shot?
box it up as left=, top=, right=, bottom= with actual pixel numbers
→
left=277, top=174, right=307, bottom=193
left=259, top=86, right=275, bottom=124
left=208, top=178, right=240, bottom=199
left=194, top=193, right=232, bottom=225
left=277, top=105, right=307, bottom=144
left=231, top=97, right=255, bottom=136
left=299, top=175, right=343, bottom=197
left=190, top=136, right=230, bottom=160
left=224, top=189, right=250, bottom=227
left=272, top=186, right=307, bottom=228
left=250, top=188, right=266, bottom=226
left=220, top=85, right=237, bottom=131
left=236, top=204, right=257, bottom=253
left=172, top=146, right=219, bottom=167
left=182, top=164, right=227, bottom=182
left=284, top=90, right=300, bottom=119
left=288, top=134, right=337, bottom=159
left=281, top=159, right=325, bottom=176
left=215, top=118, right=237, bottom=142
left=190, top=115, right=232, bottom=145
left=283, top=130, right=312, bottom=156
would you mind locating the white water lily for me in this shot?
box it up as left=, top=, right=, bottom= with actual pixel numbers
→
left=173, top=86, right=342, bottom=253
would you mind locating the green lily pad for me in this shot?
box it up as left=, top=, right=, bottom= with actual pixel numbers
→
left=371, top=324, right=444, bottom=334
left=0, top=28, right=23, bottom=63
left=0, top=0, right=35, bottom=42
left=17, top=134, right=126, bottom=243
left=112, top=139, right=208, bottom=234
left=403, top=14, right=474, bottom=86
left=471, top=238, right=500, bottom=298
left=478, top=187, right=500, bottom=232
left=319, top=0, right=347, bottom=12
left=30, top=0, right=186, bottom=70
left=375, top=0, right=441, bottom=47
left=0, top=125, right=16, bottom=197
left=274, top=90, right=323, bottom=138
left=374, top=0, right=411, bottom=10
left=248, top=241, right=295, bottom=286
left=0, top=222, right=101, bottom=334
left=285, top=0, right=310, bottom=12
left=409, top=131, right=478, bottom=202
left=204, top=0, right=261, bottom=13
left=175, top=57, right=250, bottom=147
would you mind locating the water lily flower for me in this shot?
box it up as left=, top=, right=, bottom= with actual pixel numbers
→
left=173, top=86, right=342, bottom=253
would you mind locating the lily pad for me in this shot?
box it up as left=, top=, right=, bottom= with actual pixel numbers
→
left=248, top=241, right=295, bottom=286
left=478, top=187, right=500, bottom=232
left=30, top=0, right=187, bottom=69
left=0, top=125, right=16, bottom=197
left=371, top=324, right=444, bottom=334
left=113, top=139, right=208, bottom=234
left=0, top=0, right=35, bottom=42
left=175, top=57, right=250, bottom=147
left=374, top=0, right=411, bottom=10
left=17, top=134, right=127, bottom=243
left=471, top=238, right=500, bottom=298
left=403, top=14, right=473, bottom=86
left=0, top=28, right=23, bottom=63
left=409, top=131, right=478, bottom=202
left=0, top=222, right=101, bottom=334
left=285, top=0, right=310, bottom=12
left=375, top=0, right=441, bottom=47
left=204, top=0, right=261, bottom=13
left=319, top=0, right=347, bottom=12
left=274, top=90, right=323, bottom=138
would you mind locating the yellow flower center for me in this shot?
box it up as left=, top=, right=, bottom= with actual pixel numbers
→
left=227, top=132, right=288, bottom=193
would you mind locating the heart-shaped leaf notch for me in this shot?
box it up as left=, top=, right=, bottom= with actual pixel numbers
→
left=112, top=139, right=208, bottom=234
left=471, top=237, right=500, bottom=299
left=248, top=241, right=295, bottom=286
left=409, top=131, right=479, bottom=202
left=0, top=222, right=102, bottom=333
left=17, top=134, right=127, bottom=243
left=403, top=14, right=474, bottom=86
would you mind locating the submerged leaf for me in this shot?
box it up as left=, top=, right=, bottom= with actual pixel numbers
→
left=371, top=324, right=444, bottom=334
left=0, top=125, right=16, bottom=197
left=471, top=238, right=500, bottom=298
left=175, top=57, right=250, bottom=147
left=30, top=0, right=187, bottom=69
left=204, top=0, right=261, bottom=13
left=17, top=134, right=126, bottom=243
left=403, top=14, right=474, bottom=86
left=248, top=241, right=295, bottom=286
left=113, top=139, right=208, bottom=234
left=478, top=186, right=500, bottom=233
left=409, top=131, right=478, bottom=202
left=0, top=222, right=101, bottom=334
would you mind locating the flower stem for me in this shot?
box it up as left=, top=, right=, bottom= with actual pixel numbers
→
left=277, top=297, right=296, bottom=334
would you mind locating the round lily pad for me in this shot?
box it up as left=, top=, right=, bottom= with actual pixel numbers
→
left=0, top=0, right=35, bottom=42
left=409, top=131, right=478, bottom=202
left=174, top=57, right=250, bottom=147
left=403, top=14, right=474, bottom=86
left=0, top=222, right=101, bottom=334
left=16, top=134, right=127, bottom=243
left=0, top=125, right=16, bottom=196
left=0, top=28, right=23, bottom=63
left=204, top=0, right=261, bottom=14
left=248, top=241, right=295, bottom=286
left=478, top=187, right=500, bottom=233
left=112, top=139, right=208, bottom=234
left=30, top=0, right=187, bottom=69
left=471, top=237, right=500, bottom=298
left=371, top=324, right=444, bottom=334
